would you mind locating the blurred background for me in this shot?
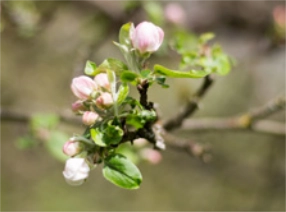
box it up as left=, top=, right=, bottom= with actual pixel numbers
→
left=1, top=1, right=285, bottom=211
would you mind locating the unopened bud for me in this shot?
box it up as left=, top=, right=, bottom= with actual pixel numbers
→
left=71, top=76, right=98, bottom=100
left=95, top=92, right=113, bottom=108
left=94, top=73, right=110, bottom=90
left=82, top=111, right=100, bottom=125
left=130, top=21, right=164, bottom=54
left=63, top=138, right=82, bottom=157
left=72, top=100, right=85, bottom=113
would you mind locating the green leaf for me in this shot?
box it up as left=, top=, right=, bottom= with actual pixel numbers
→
left=102, top=124, right=124, bottom=145
left=154, top=64, right=209, bottom=78
left=90, top=128, right=106, bottom=147
left=140, top=69, right=151, bottom=78
left=95, top=58, right=128, bottom=75
left=45, top=131, right=69, bottom=163
left=116, top=83, right=129, bottom=105
left=84, top=60, right=97, bottom=76
left=155, top=76, right=169, bottom=88
left=214, top=54, right=231, bottom=75
left=103, top=153, right=142, bottom=189
left=126, top=114, right=145, bottom=129
left=120, top=70, right=139, bottom=83
left=139, top=110, right=157, bottom=121
left=119, top=22, right=133, bottom=46
left=31, top=113, right=59, bottom=131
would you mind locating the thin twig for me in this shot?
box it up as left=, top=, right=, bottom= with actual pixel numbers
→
left=163, top=75, right=214, bottom=131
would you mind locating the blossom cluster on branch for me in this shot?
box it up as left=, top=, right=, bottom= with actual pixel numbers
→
left=61, top=21, right=232, bottom=189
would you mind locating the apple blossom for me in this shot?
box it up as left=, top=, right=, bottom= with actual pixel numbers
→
left=63, top=158, right=90, bottom=186
left=131, top=21, right=164, bottom=54
left=71, top=76, right=98, bottom=100
left=82, top=111, right=100, bottom=125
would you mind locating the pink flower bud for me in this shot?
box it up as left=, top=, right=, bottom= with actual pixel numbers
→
left=63, top=158, right=90, bottom=186
left=63, top=139, right=82, bottom=157
left=165, top=3, right=186, bottom=26
left=95, top=92, right=113, bottom=108
left=131, top=21, right=164, bottom=54
left=94, top=73, right=110, bottom=90
left=71, top=100, right=86, bottom=112
left=82, top=111, right=100, bottom=125
left=71, top=76, right=98, bottom=100
left=273, top=5, right=286, bottom=28
left=140, top=149, right=162, bottom=164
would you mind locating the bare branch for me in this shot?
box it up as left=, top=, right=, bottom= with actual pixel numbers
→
left=163, top=75, right=214, bottom=131
left=248, top=95, right=285, bottom=121
left=181, top=118, right=285, bottom=136
left=163, top=131, right=212, bottom=162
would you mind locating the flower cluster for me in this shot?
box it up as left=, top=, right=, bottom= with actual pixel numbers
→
left=61, top=21, right=166, bottom=188
left=63, top=73, right=114, bottom=185
left=59, top=20, right=231, bottom=189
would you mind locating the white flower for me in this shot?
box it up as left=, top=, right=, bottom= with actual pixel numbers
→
left=63, top=158, right=90, bottom=186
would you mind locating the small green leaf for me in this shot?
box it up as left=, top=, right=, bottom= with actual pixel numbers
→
left=154, top=64, right=209, bottom=78
left=90, top=128, right=106, bottom=147
left=103, top=153, right=142, bottom=189
left=106, top=69, right=117, bottom=102
left=119, top=22, right=133, bottom=46
left=45, top=131, right=69, bottom=163
left=103, top=124, right=124, bottom=145
left=84, top=60, right=97, bottom=76
left=126, top=114, right=145, bottom=129
left=140, top=110, right=157, bottom=121
left=214, top=54, right=231, bottom=75
left=155, top=76, right=169, bottom=88
left=116, top=83, right=129, bottom=105
left=95, top=58, right=128, bottom=75
left=120, top=70, right=139, bottom=83
left=140, top=69, right=151, bottom=78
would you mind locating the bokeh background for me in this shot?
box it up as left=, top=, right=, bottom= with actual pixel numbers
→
left=1, top=1, right=285, bottom=211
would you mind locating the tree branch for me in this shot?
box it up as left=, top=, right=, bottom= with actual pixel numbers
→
left=163, top=75, right=214, bottom=131
left=179, top=94, right=285, bottom=136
